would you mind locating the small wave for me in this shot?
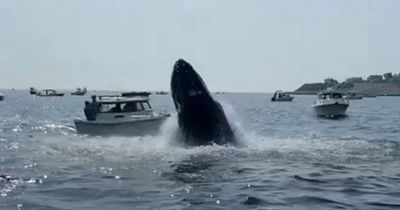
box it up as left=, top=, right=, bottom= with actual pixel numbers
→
left=285, top=195, right=351, bottom=207
left=367, top=202, right=400, bottom=208
left=293, top=175, right=326, bottom=184
left=241, top=196, right=265, bottom=205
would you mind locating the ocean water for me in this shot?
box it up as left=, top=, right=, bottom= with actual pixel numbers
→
left=1, top=90, right=400, bottom=210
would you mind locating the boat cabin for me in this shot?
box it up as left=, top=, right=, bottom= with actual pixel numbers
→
left=98, top=96, right=152, bottom=113
left=87, top=95, right=155, bottom=121
left=317, top=90, right=345, bottom=100
left=43, top=89, right=57, bottom=95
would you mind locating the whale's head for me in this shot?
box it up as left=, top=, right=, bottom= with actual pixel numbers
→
left=171, top=59, right=213, bottom=113
left=170, top=59, right=236, bottom=146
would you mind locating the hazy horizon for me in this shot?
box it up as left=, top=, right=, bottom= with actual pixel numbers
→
left=1, top=0, right=399, bottom=92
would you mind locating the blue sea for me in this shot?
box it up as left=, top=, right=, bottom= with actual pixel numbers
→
left=1, top=90, right=400, bottom=210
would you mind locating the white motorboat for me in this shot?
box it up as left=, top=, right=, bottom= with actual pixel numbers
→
left=271, top=90, right=294, bottom=102
left=36, top=89, right=65, bottom=97
left=74, top=94, right=170, bottom=136
left=313, top=90, right=349, bottom=117
left=344, top=91, right=363, bottom=100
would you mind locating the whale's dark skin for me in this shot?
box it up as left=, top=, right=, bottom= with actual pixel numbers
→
left=170, top=59, right=236, bottom=146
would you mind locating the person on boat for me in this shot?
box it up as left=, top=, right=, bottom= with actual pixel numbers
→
left=123, top=102, right=134, bottom=112
left=271, top=92, right=277, bottom=101
left=110, top=103, right=122, bottom=113
left=88, top=95, right=99, bottom=120
left=84, top=101, right=96, bottom=121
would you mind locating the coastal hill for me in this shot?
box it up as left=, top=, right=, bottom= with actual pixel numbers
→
left=293, top=73, right=400, bottom=96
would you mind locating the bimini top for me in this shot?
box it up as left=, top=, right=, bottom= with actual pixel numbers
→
left=95, top=94, right=149, bottom=104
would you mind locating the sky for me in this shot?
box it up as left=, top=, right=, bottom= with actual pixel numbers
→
left=1, top=0, right=399, bottom=92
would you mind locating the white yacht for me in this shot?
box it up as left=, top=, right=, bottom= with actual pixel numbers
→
left=74, top=94, right=170, bottom=136
left=271, top=90, right=294, bottom=102
left=313, top=90, right=349, bottom=117
left=344, top=91, right=363, bottom=100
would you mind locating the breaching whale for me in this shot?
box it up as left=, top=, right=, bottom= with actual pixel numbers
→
left=170, top=59, right=236, bottom=146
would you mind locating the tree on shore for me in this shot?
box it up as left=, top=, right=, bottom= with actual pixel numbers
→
left=324, top=78, right=339, bottom=87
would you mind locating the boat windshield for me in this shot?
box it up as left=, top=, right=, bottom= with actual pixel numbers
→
left=99, top=101, right=152, bottom=113
left=319, top=93, right=343, bottom=99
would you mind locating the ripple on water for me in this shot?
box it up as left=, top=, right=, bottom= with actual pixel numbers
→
left=285, top=195, right=352, bottom=208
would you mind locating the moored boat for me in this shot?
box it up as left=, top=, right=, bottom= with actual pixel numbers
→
left=344, top=91, right=363, bottom=100
left=71, top=87, right=87, bottom=96
left=36, top=89, right=65, bottom=97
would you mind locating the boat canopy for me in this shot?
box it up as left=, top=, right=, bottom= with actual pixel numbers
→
left=95, top=95, right=150, bottom=104
left=121, top=91, right=151, bottom=97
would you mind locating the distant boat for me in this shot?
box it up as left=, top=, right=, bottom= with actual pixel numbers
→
left=344, top=91, right=363, bottom=100
left=312, top=89, right=349, bottom=117
left=36, top=89, right=65, bottom=97
left=30, top=87, right=38, bottom=95
left=155, top=91, right=168, bottom=95
left=71, top=87, right=87, bottom=96
left=121, top=91, right=151, bottom=97
left=271, top=90, right=294, bottom=102
left=0, top=93, right=4, bottom=101
left=363, top=94, right=377, bottom=98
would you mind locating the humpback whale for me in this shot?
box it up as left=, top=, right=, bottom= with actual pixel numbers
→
left=170, top=59, right=236, bottom=146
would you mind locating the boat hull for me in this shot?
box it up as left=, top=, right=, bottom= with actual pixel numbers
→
left=71, top=93, right=86, bottom=96
left=271, top=97, right=294, bottom=102
left=313, top=103, right=349, bottom=117
left=74, top=116, right=168, bottom=137
left=37, top=94, right=65, bottom=97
